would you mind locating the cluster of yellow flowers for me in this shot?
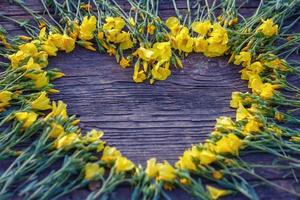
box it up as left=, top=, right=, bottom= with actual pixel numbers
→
left=233, top=53, right=287, bottom=100
left=49, top=15, right=229, bottom=84
left=170, top=18, right=282, bottom=181
left=175, top=126, right=243, bottom=173
left=2, top=25, right=138, bottom=190
left=0, top=90, right=13, bottom=112
left=127, top=17, right=230, bottom=83
left=133, top=42, right=172, bottom=83
left=84, top=146, right=135, bottom=181
left=70, top=16, right=134, bottom=56
left=166, top=17, right=228, bottom=57
left=256, top=19, right=278, bottom=37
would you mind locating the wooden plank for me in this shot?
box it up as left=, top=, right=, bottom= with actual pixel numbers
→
left=0, top=0, right=261, bottom=16
left=1, top=0, right=300, bottom=199
left=47, top=47, right=246, bottom=163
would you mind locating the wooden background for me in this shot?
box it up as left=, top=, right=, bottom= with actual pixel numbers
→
left=1, top=0, right=300, bottom=199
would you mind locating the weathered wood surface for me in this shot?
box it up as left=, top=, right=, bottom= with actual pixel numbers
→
left=1, top=0, right=300, bottom=199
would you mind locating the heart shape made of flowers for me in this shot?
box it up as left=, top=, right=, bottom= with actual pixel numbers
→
left=49, top=47, right=246, bottom=164
left=1, top=1, right=300, bottom=199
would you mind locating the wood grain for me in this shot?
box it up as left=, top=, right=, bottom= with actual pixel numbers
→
left=48, top=48, right=246, bottom=163
left=1, top=0, right=300, bottom=199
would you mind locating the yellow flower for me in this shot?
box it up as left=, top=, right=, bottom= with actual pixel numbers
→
left=165, top=17, right=181, bottom=35
left=119, top=32, right=134, bottom=50
left=180, top=178, right=189, bottom=185
left=33, top=72, right=48, bottom=88
left=153, top=42, right=172, bottom=63
left=193, top=37, right=208, bottom=53
left=45, top=101, right=68, bottom=120
left=191, top=20, right=211, bottom=35
left=0, top=35, right=12, bottom=49
left=106, top=29, right=121, bottom=42
left=84, top=163, right=104, bottom=181
left=215, top=133, right=243, bottom=155
left=79, top=16, right=97, bottom=40
left=103, top=17, right=125, bottom=31
left=128, top=17, right=136, bottom=26
left=115, top=156, right=135, bottom=174
left=49, top=122, right=65, bottom=139
left=134, top=47, right=155, bottom=61
left=83, top=129, right=104, bottom=143
left=247, top=61, right=264, bottom=74
left=147, top=24, right=156, bottom=35
left=19, top=35, right=32, bottom=42
left=243, top=118, right=261, bottom=135
left=54, top=133, right=79, bottom=149
left=119, top=57, right=131, bottom=68
left=97, top=31, right=104, bottom=40
left=157, top=161, right=176, bottom=182
left=48, top=89, right=60, bottom=94
left=264, top=57, right=288, bottom=71
left=19, top=42, right=38, bottom=56
left=42, top=40, right=58, bottom=56
left=146, top=158, right=159, bottom=178
left=234, top=51, right=252, bottom=67
left=229, top=18, right=238, bottom=26
left=215, top=116, right=235, bottom=131
left=204, top=43, right=228, bottom=57
left=114, top=31, right=130, bottom=43
left=0, top=91, right=13, bottom=111
left=107, top=47, right=116, bottom=56
left=80, top=3, right=92, bottom=11
left=31, top=92, right=51, bottom=110
left=176, top=149, right=197, bottom=171
left=275, top=112, right=284, bottom=122
left=230, top=92, right=242, bottom=108
left=39, top=27, right=47, bottom=40
left=151, top=66, right=171, bottom=81
left=240, top=68, right=252, bottom=81
left=260, top=83, right=279, bottom=99
left=248, top=74, right=263, bottom=93
left=247, top=103, right=261, bottom=115
left=175, top=56, right=183, bottom=68
left=26, top=71, right=49, bottom=89
left=290, top=136, right=300, bottom=142
left=175, top=27, right=193, bottom=53
left=257, top=19, right=278, bottom=37
left=15, top=111, right=38, bottom=129
left=203, top=23, right=228, bottom=57
left=101, top=146, right=122, bottom=164
left=212, top=171, right=223, bottom=180
left=8, top=51, right=28, bottom=69
left=48, top=34, right=75, bottom=53
left=23, top=57, right=40, bottom=72
left=206, top=185, right=230, bottom=200
left=268, top=125, right=282, bottom=137
left=68, top=20, right=80, bottom=39
left=133, top=64, right=147, bottom=83
left=207, top=23, right=228, bottom=45
left=248, top=74, right=279, bottom=99
left=51, top=71, right=65, bottom=80
left=38, top=20, right=46, bottom=29
left=35, top=51, right=49, bottom=68
left=236, top=102, right=251, bottom=121
left=198, top=150, right=217, bottom=165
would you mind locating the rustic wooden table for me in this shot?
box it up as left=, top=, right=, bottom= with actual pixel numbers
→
left=1, top=0, right=300, bottom=199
